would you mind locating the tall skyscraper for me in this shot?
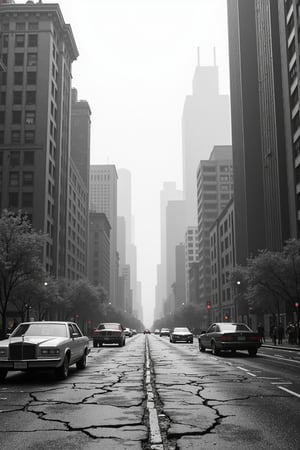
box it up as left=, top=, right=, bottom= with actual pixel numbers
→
left=182, top=53, right=231, bottom=227
left=155, top=182, right=182, bottom=319
left=227, top=0, right=292, bottom=264
left=90, top=165, right=118, bottom=306
left=196, top=145, right=233, bottom=309
left=185, top=226, right=198, bottom=303
left=0, top=1, right=79, bottom=278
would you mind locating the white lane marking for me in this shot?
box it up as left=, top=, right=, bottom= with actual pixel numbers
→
left=237, top=366, right=256, bottom=377
left=145, top=338, right=164, bottom=449
left=278, top=386, right=300, bottom=399
left=259, top=352, right=300, bottom=364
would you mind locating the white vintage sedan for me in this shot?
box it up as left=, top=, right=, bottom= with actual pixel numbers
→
left=0, top=321, right=90, bottom=381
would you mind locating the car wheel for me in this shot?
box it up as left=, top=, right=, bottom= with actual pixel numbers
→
left=76, top=351, right=87, bottom=370
left=0, top=369, right=7, bottom=382
left=190, top=339, right=194, bottom=344
left=56, top=354, right=70, bottom=380
left=211, top=341, right=220, bottom=356
left=248, top=348, right=257, bottom=356
left=123, top=339, right=126, bottom=346
left=199, top=340, right=206, bottom=352
left=93, top=341, right=97, bottom=347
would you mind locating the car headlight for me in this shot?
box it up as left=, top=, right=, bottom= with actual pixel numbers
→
left=0, top=348, right=7, bottom=357
left=40, top=348, right=60, bottom=356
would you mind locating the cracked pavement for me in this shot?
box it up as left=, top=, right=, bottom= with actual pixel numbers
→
left=1, top=334, right=299, bottom=450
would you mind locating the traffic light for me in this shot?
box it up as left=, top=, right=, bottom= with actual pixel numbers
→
left=207, top=301, right=211, bottom=310
left=224, top=313, right=230, bottom=321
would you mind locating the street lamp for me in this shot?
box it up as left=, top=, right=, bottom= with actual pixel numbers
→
left=235, top=281, right=241, bottom=322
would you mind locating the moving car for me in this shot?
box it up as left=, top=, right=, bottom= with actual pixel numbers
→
left=198, top=322, right=261, bottom=356
left=124, top=327, right=133, bottom=337
left=160, top=328, right=170, bottom=337
left=143, top=329, right=151, bottom=334
left=0, top=321, right=89, bottom=381
left=170, top=327, right=193, bottom=343
left=154, top=329, right=160, bottom=335
left=93, top=322, right=125, bottom=347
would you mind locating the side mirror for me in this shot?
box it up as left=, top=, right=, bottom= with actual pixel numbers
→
left=72, top=332, right=79, bottom=338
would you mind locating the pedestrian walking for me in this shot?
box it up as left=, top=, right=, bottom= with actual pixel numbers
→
left=257, top=323, right=265, bottom=344
left=278, top=323, right=284, bottom=345
left=286, top=322, right=296, bottom=344
left=271, top=324, right=278, bottom=345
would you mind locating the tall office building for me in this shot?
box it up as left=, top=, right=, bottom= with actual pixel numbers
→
left=174, top=242, right=186, bottom=310
left=182, top=53, right=231, bottom=227
left=155, top=182, right=182, bottom=319
left=196, top=145, right=233, bottom=312
left=0, top=1, right=79, bottom=278
left=185, top=226, right=198, bottom=303
left=89, top=165, right=118, bottom=306
left=227, top=0, right=291, bottom=265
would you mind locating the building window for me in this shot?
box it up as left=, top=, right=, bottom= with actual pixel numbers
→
left=0, top=131, right=4, bottom=144
left=15, top=34, right=25, bottom=47
left=27, top=53, right=37, bottom=67
left=25, top=111, right=35, bottom=125
left=9, top=172, right=19, bottom=187
left=11, top=130, right=21, bottom=144
left=26, top=91, right=36, bottom=105
left=8, top=192, right=19, bottom=208
left=13, top=91, right=22, bottom=104
left=12, top=110, right=22, bottom=124
left=24, top=130, right=35, bottom=144
left=14, top=53, right=24, bottom=66
left=22, top=192, right=33, bottom=207
left=14, top=72, right=23, bottom=85
left=28, top=34, right=38, bottom=47
left=0, top=92, right=6, bottom=106
left=27, top=71, right=36, bottom=85
left=28, top=22, right=39, bottom=31
left=0, top=152, right=3, bottom=166
left=2, top=34, right=8, bottom=48
left=10, top=151, right=20, bottom=167
left=16, top=23, right=25, bottom=31
left=0, top=111, right=4, bottom=124
left=24, top=151, right=34, bottom=165
left=23, top=171, right=33, bottom=186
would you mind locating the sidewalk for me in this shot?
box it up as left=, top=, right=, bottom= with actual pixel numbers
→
left=262, top=338, right=300, bottom=352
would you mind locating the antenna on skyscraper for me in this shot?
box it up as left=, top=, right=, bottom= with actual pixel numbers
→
left=213, top=47, right=216, bottom=66
left=197, top=47, right=200, bottom=66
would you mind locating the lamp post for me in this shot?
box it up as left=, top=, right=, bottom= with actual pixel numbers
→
left=235, top=281, right=241, bottom=322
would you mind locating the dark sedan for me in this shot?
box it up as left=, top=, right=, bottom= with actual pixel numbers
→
left=170, top=327, right=193, bottom=343
left=198, top=322, right=261, bottom=356
left=93, top=323, right=126, bottom=347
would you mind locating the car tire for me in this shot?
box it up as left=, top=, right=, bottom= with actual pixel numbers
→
left=190, top=339, right=194, bottom=344
left=93, top=341, right=97, bottom=348
left=0, top=369, right=7, bottom=382
left=119, top=340, right=123, bottom=347
left=199, top=340, right=206, bottom=352
left=123, top=339, right=126, bottom=346
left=76, top=351, right=87, bottom=370
left=56, top=354, right=70, bottom=380
left=248, top=348, right=257, bottom=356
left=211, top=341, right=220, bottom=356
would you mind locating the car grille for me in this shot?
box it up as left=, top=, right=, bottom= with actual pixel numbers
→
left=98, top=331, right=120, bottom=337
left=9, top=342, right=36, bottom=360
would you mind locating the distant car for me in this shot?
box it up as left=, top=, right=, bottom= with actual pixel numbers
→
left=93, top=323, right=126, bottom=347
left=170, top=327, right=193, bottom=343
left=198, top=322, right=261, bottom=356
left=160, top=328, right=170, bottom=337
left=124, top=327, right=133, bottom=337
left=154, top=329, right=160, bottom=335
left=143, top=329, right=151, bottom=334
left=0, top=321, right=90, bottom=381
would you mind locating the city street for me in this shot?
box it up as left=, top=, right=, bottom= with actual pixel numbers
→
left=0, top=334, right=299, bottom=449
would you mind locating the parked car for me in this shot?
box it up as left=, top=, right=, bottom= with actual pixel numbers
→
left=124, top=327, right=133, bottom=337
left=0, top=321, right=90, bottom=381
left=160, top=328, right=170, bottom=337
left=198, top=322, right=261, bottom=356
left=170, top=327, right=193, bottom=343
left=93, top=322, right=126, bottom=347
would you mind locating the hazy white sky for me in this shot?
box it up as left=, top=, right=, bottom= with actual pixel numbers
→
left=36, top=0, right=230, bottom=326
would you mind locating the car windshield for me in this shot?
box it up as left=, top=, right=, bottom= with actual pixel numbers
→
left=97, top=323, right=121, bottom=330
left=12, top=323, right=68, bottom=338
left=173, top=327, right=190, bottom=332
left=219, top=323, right=252, bottom=332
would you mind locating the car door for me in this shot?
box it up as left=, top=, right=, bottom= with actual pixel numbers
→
left=201, top=324, right=215, bottom=347
left=68, top=324, right=82, bottom=363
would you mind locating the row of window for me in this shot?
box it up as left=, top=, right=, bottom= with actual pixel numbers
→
left=6, top=191, right=33, bottom=208
left=1, top=22, right=39, bottom=32
left=2, top=33, right=38, bottom=48
left=1, top=52, right=37, bottom=69
left=0, top=151, right=34, bottom=166
left=0, top=129, right=35, bottom=145
left=0, top=110, right=36, bottom=125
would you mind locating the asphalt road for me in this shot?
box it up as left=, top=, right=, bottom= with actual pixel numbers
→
left=0, top=334, right=299, bottom=449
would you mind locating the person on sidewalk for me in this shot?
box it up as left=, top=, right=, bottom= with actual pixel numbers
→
left=257, top=323, right=265, bottom=344
left=271, top=324, right=278, bottom=345
left=278, top=323, right=284, bottom=345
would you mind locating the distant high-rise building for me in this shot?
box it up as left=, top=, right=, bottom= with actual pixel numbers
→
left=185, top=227, right=198, bottom=303
left=88, top=212, right=110, bottom=298
left=166, top=199, right=186, bottom=311
left=90, top=165, right=118, bottom=306
left=174, top=242, right=186, bottom=310
left=196, top=145, right=233, bottom=314
left=227, top=0, right=291, bottom=265
left=182, top=53, right=231, bottom=227
left=0, top=1, right=79, bottom=278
